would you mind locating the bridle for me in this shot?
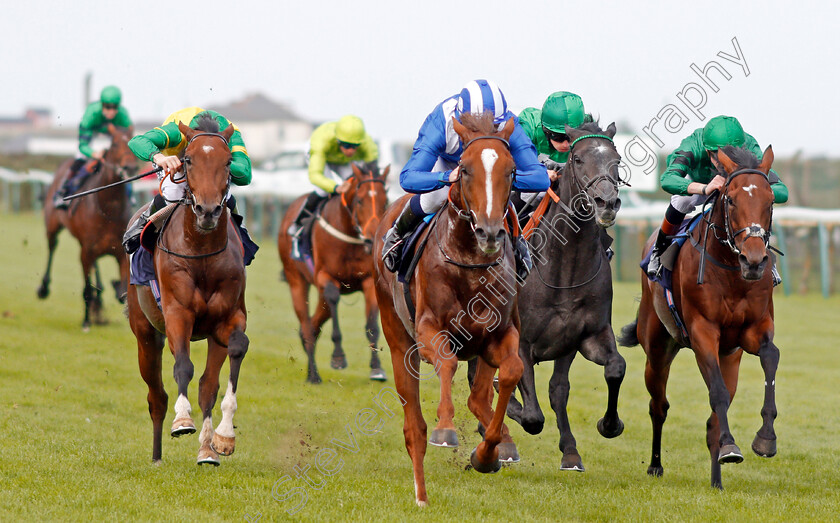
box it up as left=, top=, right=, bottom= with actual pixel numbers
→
left=448, top=135, right=514, bottom=231
left=566, top=133, right=629, bottom=199
left=704, top=168, right=773, bottom=256
left=340, top=175, right=386, bottom=241
left=157, top=131, right=232, bottom=260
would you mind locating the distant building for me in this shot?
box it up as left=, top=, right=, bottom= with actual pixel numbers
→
left=208, top=93, right=314, bottom=161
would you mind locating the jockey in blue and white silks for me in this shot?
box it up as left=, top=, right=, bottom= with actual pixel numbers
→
left=382, top=79, right=550, bottom=275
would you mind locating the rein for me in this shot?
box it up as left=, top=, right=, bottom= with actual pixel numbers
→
left=158, top=131, right=233, bottom=260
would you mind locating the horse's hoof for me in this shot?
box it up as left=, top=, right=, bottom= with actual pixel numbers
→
left=94, top=318, right=109, bottom=326
left=497, top=442, right=520, bottom=463
left=307, top=374, right=322, bottom=384
left=369, top=368, right=387, bottom=381
left=597, top=417, right=625, bottom=439
left=429, top=428, right=459, bottom=448
left=470, top=448, right=501, bottom=474
left=197, top=447, right=220, bottom=466
left=171, top=418, right=196, bottom=437
left=36, top=285, right=49, bottom=300
left=647, top=465, right=663, bottom=477
left=752, top=434, right=777, bottom=458
left=718, top=443, right=744, bottom=464
left=330, top=356, right=348, bottom=370
left=82, top=324, right=91, bottom=333
left=211, top=434, right=235, bottom=456
left=560, top=452, right=585, bottom=472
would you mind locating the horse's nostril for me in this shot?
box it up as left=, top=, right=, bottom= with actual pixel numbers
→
left=474, top=228, right=488, bottom=241
left=212, top=205, right=223, bottom=217
left=495, top=230, right=506, bottom=243
left=194, top=204, right=204, bottom=215
left=739, top=254, right=748, bottom=265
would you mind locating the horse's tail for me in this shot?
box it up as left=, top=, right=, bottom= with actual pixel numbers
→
left=617, top=315, right=640, bottom=347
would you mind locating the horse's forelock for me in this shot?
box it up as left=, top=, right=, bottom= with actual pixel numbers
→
left=194, top=112, right=221, bottom=133
left=577, top=121, right=604, bottom=134
left=720, top=145, right=760, bottom=172
left=458, top=111, right=498, bottom=135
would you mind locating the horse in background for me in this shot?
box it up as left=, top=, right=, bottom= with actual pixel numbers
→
left=38, top=124, right=137, bottom=330
left=619, top=145, right=780, bottom=489
left=278, top=164, right=390, bottom=383
left=374, top=113, right=523, bottom=506
left=127, top=118, right=249, bottom=466
left=505, top=121, right=627, bottom=471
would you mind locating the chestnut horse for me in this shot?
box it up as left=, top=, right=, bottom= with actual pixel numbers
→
left=374, top=113, right=522, bottom=506
left=619, top=145, right=780, bottom=489
left=38, top=124, right=137, bottom=329
left=278, top=164, right=389, bottom=383
left=127, top=118, right=249, bottom=465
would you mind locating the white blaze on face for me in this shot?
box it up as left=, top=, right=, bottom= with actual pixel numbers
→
left=481, top=148, right=499, bottom=218
left=202, top=145, right=215, bottom=154
left=743, top=184, right=758, bottom=196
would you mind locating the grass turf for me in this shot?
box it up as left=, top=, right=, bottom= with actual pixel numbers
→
left=0, top=211, right=838, bottom=521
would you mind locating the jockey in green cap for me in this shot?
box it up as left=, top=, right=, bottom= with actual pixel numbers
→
left=54, top=85, right=134, bottom=208
left=646, top=115, right=789, bottom=283
left=287, top=114, right=378, bottom=257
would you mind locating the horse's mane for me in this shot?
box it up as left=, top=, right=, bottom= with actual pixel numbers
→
left=719, top=145, right=759, bottom=172
left=193, top=112, right=221, bottom=133
left=459, top=111, right=498, bottom=134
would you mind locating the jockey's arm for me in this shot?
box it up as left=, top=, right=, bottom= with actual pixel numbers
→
left=509, top=124, right=550, bottom=193
left=399, top=111, right=453, bottom=193
left=77, top=104, right=100, bottom=159
left=308, top=147, right=339, bottom=194
left=228, top=128, right=251, bottom=186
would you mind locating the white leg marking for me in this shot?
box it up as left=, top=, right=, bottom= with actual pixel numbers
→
left=481, top=148, right=499, bottom=219
left=216, top=380, right=237, bottom=438
left=199, top=416, right=214, bottom=446
left=174, top=394, right=192, bottom=419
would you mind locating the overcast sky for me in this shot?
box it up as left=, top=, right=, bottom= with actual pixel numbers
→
left=3, top=0, right=837, bottom=157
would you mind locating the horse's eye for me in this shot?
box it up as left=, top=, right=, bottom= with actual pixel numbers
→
left=574, top=155, right=582, bottom=164
left=183, top=157, right=191, bottom=163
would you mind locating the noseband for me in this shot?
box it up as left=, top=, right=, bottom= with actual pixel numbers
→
left=450, top=135, right=513, bottom=229
left=182, top=132, right=232, bottom=210
left=709, top=168, right=773, bottom=256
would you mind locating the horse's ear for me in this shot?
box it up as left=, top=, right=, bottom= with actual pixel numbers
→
left=221, top=124, right=235, bottom=142
left=108, top=123, right=117, bottom=136
left=715, top=147, right=739, bottom=174
left=452, top=116, right=470, bottom=142
left=565, top=124, right=585, bottom=142
left=351, top=162, right=364, bottom=178
left=380, top=164, right=390, bottom=182
left=605, top=122, right=617, bottom=139
left=499, top=117, right=515, bottom=141
left=178, top=122, right=196, bottom=142
left=758, top=145, right=774, bottom=173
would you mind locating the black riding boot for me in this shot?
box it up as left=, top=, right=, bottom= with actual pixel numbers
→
left=382, top=201, right=424, bottom=273
left=513, top=235, right=533, bottom=280
left=289, top=192, right=326, bottom=258
left=123, top=194, right=166, bottom=254
left=646, top=229, right=669, bottom=278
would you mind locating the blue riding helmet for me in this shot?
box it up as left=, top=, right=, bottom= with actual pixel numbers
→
left=455, top=79, right=508, bottom=125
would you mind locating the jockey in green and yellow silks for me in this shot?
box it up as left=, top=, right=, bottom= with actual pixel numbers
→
left=122, top=107, right=258, bottom=264
left=287, top=115, right=378, bottom=256
left=54, top=86, right=134, bottom=208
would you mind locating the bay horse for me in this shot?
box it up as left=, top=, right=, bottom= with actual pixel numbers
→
left=619, top=145, right=779, bottom=489
left=127, top=118, right=249, bottom=465
left=504, top=122, right=627, bottom=471
left=373, top=113, right=523, bottom=506
left=38, top=124, right=136, bottom=329
left=278, top=164, right=390, bottom=383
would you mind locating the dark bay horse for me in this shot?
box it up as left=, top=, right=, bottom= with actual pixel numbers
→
left=38, top=124, right=136, bottom=329
left=505, top=122, right=627, bottom=471
left=619, top=145, right=779, bottom=489
left=374, top=113, right=522, bottom=506
left=127, top=118, right=249, bottom=465
left=278, top=164, right=390, bottom=383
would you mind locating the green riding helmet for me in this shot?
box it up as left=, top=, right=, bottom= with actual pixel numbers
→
left=702, top=115, right=745, bottom=150
left=335, top=115, right=366, bottom=145
left=541, top=91, right=585, bottom=133
left=100, top=85, right=122, bottom=106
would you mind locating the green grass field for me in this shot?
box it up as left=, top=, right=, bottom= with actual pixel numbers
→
left=1, top=211, right=838, bottom=522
